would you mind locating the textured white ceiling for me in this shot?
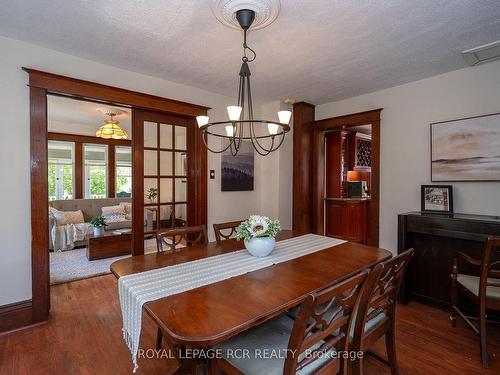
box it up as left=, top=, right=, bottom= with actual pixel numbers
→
left=1, top=1, right=500, bottom=104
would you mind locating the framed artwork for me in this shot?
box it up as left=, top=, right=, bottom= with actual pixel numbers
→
left=421, top=185, right=453, bottom=214
left=221, top=141, right=254, bottom=191
left=431, top=112, right=500, bottom=181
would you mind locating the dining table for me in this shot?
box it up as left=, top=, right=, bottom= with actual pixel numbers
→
left=110, top=230, right=392, bottom=374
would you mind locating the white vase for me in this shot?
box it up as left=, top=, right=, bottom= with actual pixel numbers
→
left=93, top=226, right=104, bottom=236
left=244, top=237, right=276, bottom=257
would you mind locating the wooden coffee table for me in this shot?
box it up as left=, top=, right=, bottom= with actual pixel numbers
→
left=86, top=231, right=133, bottom=261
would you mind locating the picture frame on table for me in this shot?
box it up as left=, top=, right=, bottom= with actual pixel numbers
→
left=421, top=185, right=454, bottom=214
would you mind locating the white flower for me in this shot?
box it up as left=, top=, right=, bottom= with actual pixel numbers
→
left=248, top=216, right=269, bottom=237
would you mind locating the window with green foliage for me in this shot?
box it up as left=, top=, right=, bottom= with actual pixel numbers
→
left=116, top=146, right=132, bottom=197
left=48, top=141, right=74, bottom=200
left=84, top=144, right=108, bottom=198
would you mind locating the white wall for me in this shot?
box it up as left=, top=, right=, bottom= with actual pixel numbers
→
left=316, top=60, right=500, bottom=253
left=0, top=35, right=289, bottom=306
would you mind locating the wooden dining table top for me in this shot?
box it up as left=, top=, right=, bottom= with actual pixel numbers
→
left=110, top=230, right=392, bottom=347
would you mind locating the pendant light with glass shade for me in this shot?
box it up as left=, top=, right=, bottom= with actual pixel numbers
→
left=96, top=112, right=128, bottom=140
left=196, top=8, right=291, bottom=156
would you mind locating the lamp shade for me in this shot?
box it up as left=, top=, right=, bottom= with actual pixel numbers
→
left=196, top=115, right=210, bottom=128
left=267, top=123, right=279, bottom=135
left=277, top=110, right=292, bottom=125
left=225, top=125, right=235, bottom=137
left=227, top=106, right=242, bottom=121
left=96, top=119, right=128, bottom=140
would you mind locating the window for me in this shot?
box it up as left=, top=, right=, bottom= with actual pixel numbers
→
left=116, top=146, right=132, bottom=197
left=84, top=144, right=108, bottom=198
left=48, top=141, right=74, bottom=200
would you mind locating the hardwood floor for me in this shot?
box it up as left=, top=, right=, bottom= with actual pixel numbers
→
left=0, top=274, right=498, bottom=375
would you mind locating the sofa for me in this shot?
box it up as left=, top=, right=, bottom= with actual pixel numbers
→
left=49, top=198, right=132, bottom=250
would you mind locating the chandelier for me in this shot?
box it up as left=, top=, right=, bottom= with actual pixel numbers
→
left=96, top=112, right=128, bottom=140
left=196, top=8, right=291, bottom=156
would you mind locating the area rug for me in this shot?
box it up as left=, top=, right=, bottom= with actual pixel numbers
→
left=50, top=239, right=158, bottom=285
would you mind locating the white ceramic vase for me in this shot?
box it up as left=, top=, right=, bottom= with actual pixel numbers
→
left=244, top=237, right=276, bottom=257
left=93, top=226, right=104, bottom=236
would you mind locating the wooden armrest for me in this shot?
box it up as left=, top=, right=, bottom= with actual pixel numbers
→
left=453, top=251, right=481, bottom=275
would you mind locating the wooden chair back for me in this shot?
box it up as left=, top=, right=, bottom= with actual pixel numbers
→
left=213, top=220, right=243, bottom=244
left=352, top=249, right=414, bottom=351
left=479, top=237, right=500, bottom=302
left=156, top=225, right=207, bottom=252
left=284, top=267, right=378, bottom=375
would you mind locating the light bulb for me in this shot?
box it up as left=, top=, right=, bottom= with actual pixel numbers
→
left=196, top=116, right=209, bottom=128
left=277, top=110, right=292, bottom=125
left=267, top=123, right=279, bottom=135
left=227, top=106, right=242, bottom=121
left=225, top=125, right=235, bottom=137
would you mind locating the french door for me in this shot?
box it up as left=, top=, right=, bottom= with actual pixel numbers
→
left=132, top=110, right=207, bottom=254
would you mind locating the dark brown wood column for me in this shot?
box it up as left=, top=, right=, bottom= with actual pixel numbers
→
left=292, top=102, right=315, bottom=233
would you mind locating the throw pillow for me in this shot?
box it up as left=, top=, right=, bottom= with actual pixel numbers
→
left=119, top=202, right=133, bottom=220
left=103, top=213, right=127, bottom=223
left=101, top=205, right=126, bottom=217
left=53, top=210, right=85, bottom=226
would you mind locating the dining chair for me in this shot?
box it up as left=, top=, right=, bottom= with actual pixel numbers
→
left=349, top=248, right=415, bottom=375
left=156, top=224, right=208, bottom=252
left=212, top=267, right=375, bottom=375
left=450, top=236, right=500, bottom=368
left=155, top=225, right=208, bottom=352
left=213, top=220, right=243, bottom=244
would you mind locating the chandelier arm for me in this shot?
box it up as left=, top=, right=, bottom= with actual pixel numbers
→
left=248, top=121, right=274, bottom=156
left=201, top=130, right=234, bottom=154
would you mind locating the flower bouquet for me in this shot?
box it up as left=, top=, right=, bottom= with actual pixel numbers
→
left=236, top=215, right=281, bottom=257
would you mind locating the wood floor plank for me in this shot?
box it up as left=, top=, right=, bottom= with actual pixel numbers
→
left=0, top=274, right=498, bottom=374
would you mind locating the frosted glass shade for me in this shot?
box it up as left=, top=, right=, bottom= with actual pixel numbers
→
left=196, top=116, right=209, bottom=127
left=227, top=106, right=242, bottom=121
left=225, top=125, right=235, bottom=137
left=277, top=110, right=292, bottom=125
left=267, top=123, right=279, bottom=135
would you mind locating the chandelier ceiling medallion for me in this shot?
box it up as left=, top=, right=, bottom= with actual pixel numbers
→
left=197, top=0, right=290, bottom=156
left=96, top=111, right=128, bottom=140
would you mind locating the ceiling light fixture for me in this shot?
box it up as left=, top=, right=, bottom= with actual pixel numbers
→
left=96, top=112, right=128, bottom=140
left=196, top=6, right=290, bottom=156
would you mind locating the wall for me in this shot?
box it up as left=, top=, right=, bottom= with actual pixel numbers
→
left=316, top=60, right=500, bottom=253
left=0, top=35, right=289, bottom=306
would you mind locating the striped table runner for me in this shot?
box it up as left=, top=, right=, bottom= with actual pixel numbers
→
left=118, top=233, right=345, bottom=372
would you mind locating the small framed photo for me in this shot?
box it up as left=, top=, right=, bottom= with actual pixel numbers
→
left=421, top=185, right=454, bottom=214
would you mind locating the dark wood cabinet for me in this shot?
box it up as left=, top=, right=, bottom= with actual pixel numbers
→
left=398, top=212, right=500, bottom=310
left=348, top=132, right=371, bottom=171
left=325, top=198, right=368, bottom=243
left=325, top=131, right=349, bottom=197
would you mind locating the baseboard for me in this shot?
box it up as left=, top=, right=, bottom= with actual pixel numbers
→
left=0, top=299, right=33, bottom=333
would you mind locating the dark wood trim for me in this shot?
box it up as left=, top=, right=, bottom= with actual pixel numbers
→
left=312, top=109, right=382, bottom=247
left=132, top=110, right=144, bottom=256
left=74, top=142, right=83, bottom=199
left=292, top=102, right=316, bottom=233
left=0, top=300, right=33, bottom=333
left=23, top=68, right=210, bottom=117
left=108, top=145, right=116, bottom=198
left=48, top=132, right=131, bottom=146
left=30, top=86, right=50, bottom=325
left=24, top=69, right=209, bottom=333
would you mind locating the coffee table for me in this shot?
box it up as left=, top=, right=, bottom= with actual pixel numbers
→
left=86, top=231, right=133, bottom=261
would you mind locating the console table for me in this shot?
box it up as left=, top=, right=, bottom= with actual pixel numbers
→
left=398, top=212, right=500, bottom=309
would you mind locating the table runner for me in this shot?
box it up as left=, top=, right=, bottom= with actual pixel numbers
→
left=118, top=233, right=345, bottom=371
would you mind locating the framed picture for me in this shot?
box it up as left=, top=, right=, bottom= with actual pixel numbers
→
left=421, top=185, right=453, bottom=214
left=431, top=112, right=500, bottom=181
left=221, top=141, right=254, bottom=191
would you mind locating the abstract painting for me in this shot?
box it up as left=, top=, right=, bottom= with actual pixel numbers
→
left=221, top=141, right=254, bottom=191
left=431, top=113, right=500, bottom=181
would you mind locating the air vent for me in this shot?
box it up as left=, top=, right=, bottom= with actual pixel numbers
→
left=462, top=40, right=500, bottom=66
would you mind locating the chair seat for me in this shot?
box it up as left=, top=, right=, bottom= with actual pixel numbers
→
left=457, top=274, right=500, bottom=300
left=215, top=314, right=336, bottom=375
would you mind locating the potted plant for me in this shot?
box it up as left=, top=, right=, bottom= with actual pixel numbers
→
left=146, top=187, right=158, bottom=203
left=90, top=215, right=107, bottom=236
left=236, top=215, right=281, bottom=257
